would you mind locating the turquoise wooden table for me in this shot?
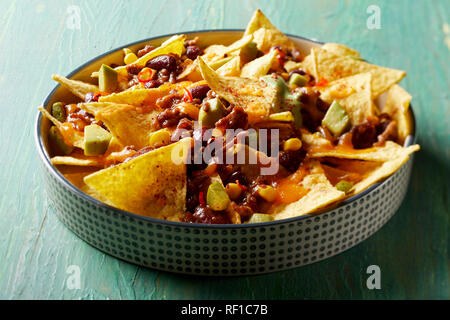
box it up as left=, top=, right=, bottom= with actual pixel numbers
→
left=0, top=0, right=448, bottom=299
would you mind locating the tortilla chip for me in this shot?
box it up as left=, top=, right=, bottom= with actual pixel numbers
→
left=203, top=34, right=253, bottom=62
left=38, top=106, right=84, bottom=149
left=92, top=35, right=186, bottom=77
left=244, top=9, right=295, bottom=52
left=318, top=72, right=375, bottom=125
left=311, top=47, right=405, bottom=97
left=52, top=74, right=99, bottom=100
left=240, top=49, right=276, bottom=78
left=272, top=173, right=346, bottom=220
left=84, top=139, right=191, bottom=220
left=321, top=43, right=360, bottom=57
left=383, top=85, right=413, bottom=143
left=94, top=103, right=160, bottom=149
left=350, top=154, right=411, bottom=195
left=309, top=140, right=420, bottom=162
left=283, top=60, right=304, bottom=73
left=301, top=49, right=318, bottom=80
left=97, top=81, right=191, bottom=107
left=198, top=57, right=278, bottom=123
left=216, top=56, right=241, bottom=77
left=51, top=156, right=103, bottom=167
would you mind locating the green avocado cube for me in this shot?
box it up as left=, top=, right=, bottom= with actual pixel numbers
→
left=84, top=124, right=112, bottom=156
left=98, top=64, right=118, bottom=93
left=289, top=73, right=308, bottom=87
left=49, top=126, right=73, bottom=155
left=199, top=98, right=226, bottom=128
left=207, top=181, right=231, bottom=211
left=247, top=213, right=274, bottom=223
left=322, top=100, right=350, bottom=136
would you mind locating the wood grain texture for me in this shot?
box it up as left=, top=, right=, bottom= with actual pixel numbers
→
left=0, top=0, right=448, bottom=299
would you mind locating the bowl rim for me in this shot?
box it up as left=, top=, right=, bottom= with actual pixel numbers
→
left=34, top=29, right=416, bottom=229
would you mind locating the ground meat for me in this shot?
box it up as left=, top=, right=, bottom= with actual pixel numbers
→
left=231, top=203, right=253, bottom=220
left=156, top=92, right=182, bottom=109
left=137, top=45, right=155, bottom=58
left=126, top=64, right=143, bottom=75
left=184, top=205, right=230, bottom=224
left=171, top=118, right=194, bottom=141
left=278, top=148, right=306, bottom=172
left=215, top=106, right=248, bottom=132
left=156, top=108, right=187, bottom=128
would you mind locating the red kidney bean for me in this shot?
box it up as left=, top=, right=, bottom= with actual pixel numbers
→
left=145, top=55, right=177, bottom=72
left=186, top=45, right=202, bottom=60
left=189, top=84, right=210, bottom=100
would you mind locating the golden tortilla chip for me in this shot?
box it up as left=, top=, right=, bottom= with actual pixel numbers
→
left=94, top=103, right=160, bottom=149
left=244, top=9, right=295, bottom=52
left=52, top=74, right=99, bottom=100
left=38, top=106, right=84, bottom=149
left=51, top=156, right=103, bottom=167
left=272, top=173, right=346, bottom=220
left=240, top=49, right=276, bottom=78
left=311, top=47, right=405, bottom=97
left=321, top=43, right=360, bottom=57
left=318, top=72, right=375, bottom=125
left=383, top=84, right=413, bottom=143
left=84, top=138, right=191, bottom=220
left=198, top=57, right=278, bottom=123
left=216, top=56, right=241, bottom=77
left=92, top=35, right=186, bottom=77
left=203, top=34, right=253, bottom=62
left=309, top=140, right=420, bottom=162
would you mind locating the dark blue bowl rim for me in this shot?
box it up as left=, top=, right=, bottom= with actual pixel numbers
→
left=34, top=29, right=417, bottom=229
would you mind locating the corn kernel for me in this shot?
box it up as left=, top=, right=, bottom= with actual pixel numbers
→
left=226, top=183, right=242, bottom=200
left=123, top=48, right=133, bottom=55
left=149, top=128, right=171, bottom=147
left=283, top=138, right=302, bottom=151
left=124, top=52, right=138, bottom=65
left=257, top=185, right=277, bottom=202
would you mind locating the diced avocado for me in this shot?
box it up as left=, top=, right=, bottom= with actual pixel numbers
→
left=289, top=73, right=308, bottom=87
left=247, top=213, right=274, bottom=223
left=198, top=98, right=226, bottom=128
left=292, top=104, right=303, bottom=128
left=239, top=41, right=258, bottom=63
left=206, top=181, right=231, bottom=211
left=209, top=56, right=233, bottom=70
left=49, top=126, right=73, bottom=155
left=98, top=64, right=118, bottom=93
left=51, top=102, right=66, bottom=122
left=335, top=180, right=354, bottom=194
left=269, top=111, right=294, bottom=122
left=322, top=100, right=350, bottom=136
left=83, top=124, right=112, bottom=156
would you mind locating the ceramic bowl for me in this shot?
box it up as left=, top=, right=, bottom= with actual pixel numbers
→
left=35, top=30, right=416, bottom=276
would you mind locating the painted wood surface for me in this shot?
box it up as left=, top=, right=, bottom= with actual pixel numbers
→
left=0, top=0, right=448, bottom=299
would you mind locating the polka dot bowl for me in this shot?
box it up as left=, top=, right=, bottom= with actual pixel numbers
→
left=35, top=30, right=416, bottom=276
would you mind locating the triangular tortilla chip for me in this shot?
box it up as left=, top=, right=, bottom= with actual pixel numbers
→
left=94, top=103, right=160, bottom=149
left=321, top=43, right=360, bottom=58
left=52, top=74, right=99, bottom=100
left=310, top=47, right=405, bottom=97
left=38, top=106, right=84, bottom=149
left=244, top=9, right=295, bottom=52
left=318, top=72, right=375, bottom=125
left=92, top=35, right=186, bottom=77
left=272, top=173, right=346, bottom=220
left=382, top=84, right=413, bottom=144
left=308, top=140, right=420, bottom=162
left=84, top=138, right=191, bottom=220
left=216, top=56, right=241, bottom=77
left=240, top=49, right=276, bottom=78
left=198, top=57, right=278, bottom=123
left=51, top=156, right=103, bottom=167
